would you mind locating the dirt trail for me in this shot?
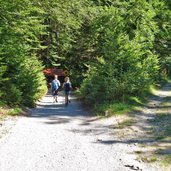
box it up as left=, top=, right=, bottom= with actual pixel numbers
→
left=117, top=82, right=171, bottom=170
left=0, top=86, right=170, bottom=171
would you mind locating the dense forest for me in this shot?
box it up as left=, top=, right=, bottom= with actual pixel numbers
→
left=0, top=0, right=170, bottom=109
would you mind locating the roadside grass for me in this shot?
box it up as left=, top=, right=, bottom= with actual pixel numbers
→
left=86, top=80, right=171, bottom=168
left=93, top=93, right=150, bottom=117
left=160, top=154, right=171, bottom=167
left=91, top=87, right=154, bottom=130
left=117, top=119, right=136, bottom=129
left=7, top=108, right=23, bottom=116
left=153, top=98, right=171, bottom=140
left=0, top=107, right=23, bottom=121
left=97, top=79, right=171, bottom=168
left=93, top=103, right=136, bottom=116
left=146, top=96, right=171, bottom=167
left=92, top=82, right=164, bottom=117
left=140, top=156, right=158, bottom=163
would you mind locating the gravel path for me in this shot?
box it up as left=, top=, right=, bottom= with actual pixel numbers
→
left=0, top=88, right=170, bottom=171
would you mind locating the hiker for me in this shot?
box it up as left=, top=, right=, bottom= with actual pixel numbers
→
left=63, top=76, right=72, bottom=105
left=51, top=75, right=60, bottom=103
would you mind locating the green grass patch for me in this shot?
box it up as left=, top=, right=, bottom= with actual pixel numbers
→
left=94, top=102, right=136, bottom=116
left=134, top=150, right=144, bottom=154
left=149, top=89, right=171, bottom=140
left=155, top=150, right=171, bottom=167
left=141, top=156, right=158, bottom=163
left=0, top=107, right=8, bottom=121
left=128, top=96, right=146, bottom=106
left=0, top=107, right=23, bottom=120
left=148, top=95, right=171, bottom=168
left=162, top=154, right=171, bottom=166
left=151, top=113, right=171, bottom=140
left=149, top=84, right=159, bottom=93
left=7, top=108, right=23, bottom=116
left=160, top=97, right=171, bottom=106
left=117, top=119, right=136, bottom=129
left=127, top=86, right=159, bottom=107
left=0, top=115, right=4, bottom=121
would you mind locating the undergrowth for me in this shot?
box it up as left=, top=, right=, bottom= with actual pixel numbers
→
left=0, top=107, right=23, bottom=121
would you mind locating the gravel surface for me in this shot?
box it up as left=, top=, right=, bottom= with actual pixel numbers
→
left=0, top=89, right=170, bottom=171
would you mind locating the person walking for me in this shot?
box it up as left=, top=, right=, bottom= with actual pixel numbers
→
left=63, top=76, right=72, bottom=105
left=51, top=75, right=60, bottom=103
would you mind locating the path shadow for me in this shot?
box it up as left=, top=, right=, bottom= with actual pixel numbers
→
left=29, top=93, right=96, bottom=126
left=30, top=102, right=91, bottom=118
left=65, top=84, right=171, bottom=160
left=29, top=84, right=171, bottom=160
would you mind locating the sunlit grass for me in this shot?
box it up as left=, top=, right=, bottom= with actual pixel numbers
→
left=117, top=119, right=136, bottom=129
left=152, top=113, right=171, bottom=141
left=94, top=102, right=136, bottom=116
left=129, top=96, right=143, bottom=105
left=0, top=107, right=23, bottom=120
left=161, top=97, right=171, bottom=106
left=93, top=93, right=148, bottom=116
left=146, top=95, right=171, bottom=168
left=0, top=108, right=7, bottom=121
left=7, top=108, right=23, bottom=116
left=141, top=156, right=158, bottom=163
left=161, top=154, right=171, bottom=167
left=149, top=84, right=159, bottom=95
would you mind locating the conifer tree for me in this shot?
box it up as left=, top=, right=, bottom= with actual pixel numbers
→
left=0, top=0, right=47, bottom=106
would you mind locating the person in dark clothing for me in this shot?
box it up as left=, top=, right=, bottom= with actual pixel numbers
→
left=63, top=76, right=72, bottom=105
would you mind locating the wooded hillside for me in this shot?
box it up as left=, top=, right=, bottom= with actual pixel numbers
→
left=0, top=0, right=170, bottom=107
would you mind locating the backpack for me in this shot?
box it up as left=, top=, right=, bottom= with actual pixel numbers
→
left=52, top=80, right=59, bottom=91
left=64, top=82, right=71, bottom=91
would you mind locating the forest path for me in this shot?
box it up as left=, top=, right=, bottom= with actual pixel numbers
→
left=116, top=81, right=171, bottom=171
left=0, top=87, right=170, bottom=171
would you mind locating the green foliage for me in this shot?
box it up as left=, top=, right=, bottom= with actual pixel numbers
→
left=0, top=0, right=170, bottom=109
left=2, top=84, right=22, bottom=106
left=0, top=0, right=47, bottom=106
left=94, top=102, right=135, bottom=116
left=7, top=108, right=23, bottom=116
left=80, top=1, right=159, bottom=106
left=0, top=63, right=7, bottom=99
left=0, top=107, right=23, bottom=121
left=15, top=55, right=47, bottom=106
left=151, top=0, right=171, bottom=77
left=36, top=0, right=92, bottom=68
